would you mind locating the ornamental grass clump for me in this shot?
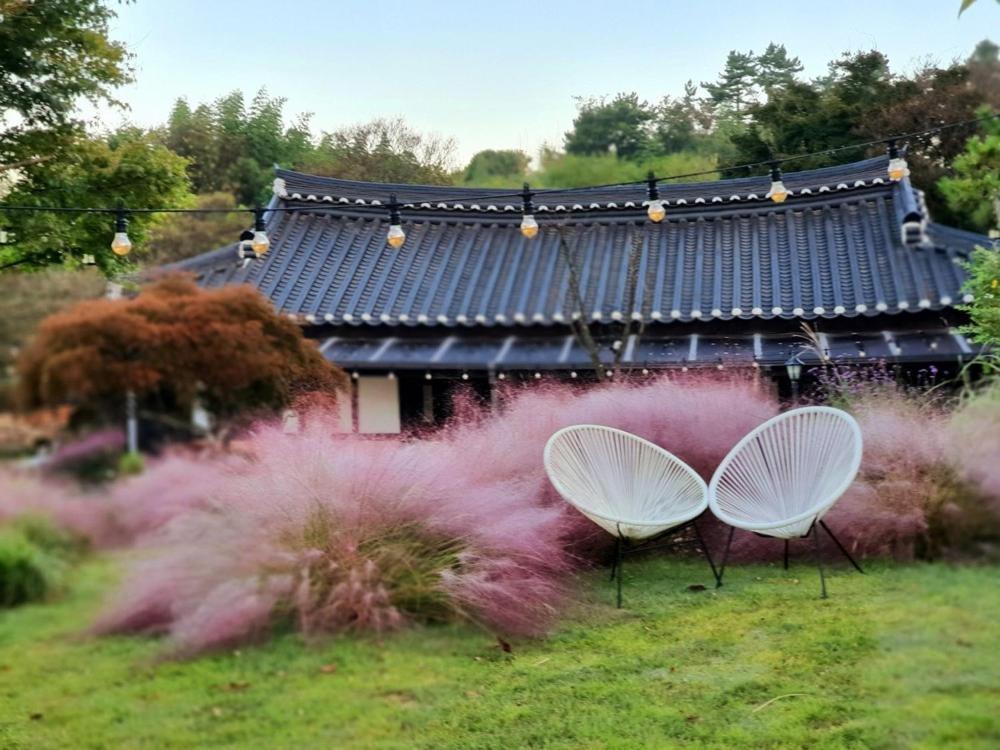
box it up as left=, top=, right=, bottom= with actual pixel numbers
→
left=95, top=417, right=572, bottom=656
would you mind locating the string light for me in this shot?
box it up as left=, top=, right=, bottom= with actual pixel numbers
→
left=646, top=171, right=665, bottom=223
left=766, top=163, right=789, bottom=203
left=386, top=194, right=405, bottom=248
left=886, top=140, right=910, bottom=181
left=520, top=183, right=538, bottom=239
left=251, top=206, right=270, bottom=256
left=110, top=209, right=132, bottom=256
left=0, top=116, right=992, bottom=251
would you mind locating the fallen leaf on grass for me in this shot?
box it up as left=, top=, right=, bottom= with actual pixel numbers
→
left=223, top=681, right=250, bottom=692
left=319, top=664, right=338, bottom=674
left=29, top=713, right=43, bottom=721
left=210, top=707, right=224, bottom=718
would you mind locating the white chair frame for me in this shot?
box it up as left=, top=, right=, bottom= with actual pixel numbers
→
left=544, top=424, right=718, bottom=607
left=708, top=406, right=865, bottom=598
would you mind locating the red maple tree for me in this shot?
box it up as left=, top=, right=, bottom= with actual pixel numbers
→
left=17, top=275, right=348, bottom=431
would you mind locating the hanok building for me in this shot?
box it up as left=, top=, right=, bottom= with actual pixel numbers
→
left=174, top=156, right=987, bottom=433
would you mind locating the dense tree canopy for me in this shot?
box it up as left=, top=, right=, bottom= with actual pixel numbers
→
left=940, top=113, right=1000, bottom=233
left=1, top=128, right=191, bottom=273
left=17, top=276, right=348, bottom=428
left=460, top=149, right=531, bottom=187
left=299, top=117, right=456, bottom=185
left=0, top=1, right=192, bottom=274
left=0, top=0, right=130, bottom=170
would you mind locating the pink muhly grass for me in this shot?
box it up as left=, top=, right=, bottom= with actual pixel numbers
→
left=95, top=416, right=574, bottom=656
left=0, top=467, right=116, bottom=547
left=947, top=384, right=1000, bottom=510
left=103, top=452, right=240, bottom=544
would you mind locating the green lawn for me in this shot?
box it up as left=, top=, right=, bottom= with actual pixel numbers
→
left=1, top=555, right=998, bottom=749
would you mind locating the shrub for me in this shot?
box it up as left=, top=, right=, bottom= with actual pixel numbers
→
left=10, top=514, right=88, bottom=559
left=0, top=526, right=67, bottom=607
left=116, top=452, right=145, bottom=477
left=43, top=428, right=125, bottom=483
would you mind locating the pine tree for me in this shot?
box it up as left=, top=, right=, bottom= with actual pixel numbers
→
left=702, top=51, right=759, bottom=116
left=756, top=43, right=804, bottom=94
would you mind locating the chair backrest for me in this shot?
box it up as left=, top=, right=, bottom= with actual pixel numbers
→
left=708, top=406, right=862, bottom=538
left=544, top=424, right=707, bottom=540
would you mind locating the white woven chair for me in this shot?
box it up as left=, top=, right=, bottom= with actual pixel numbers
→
left=708, top=406, right=865, bottom=598
left=544, top=424, right=716, bottom=607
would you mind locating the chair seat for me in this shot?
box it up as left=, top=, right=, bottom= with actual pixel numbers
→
left=544, top=424, right=708, bottom=541
left=708, top=406, right=863, bottom=540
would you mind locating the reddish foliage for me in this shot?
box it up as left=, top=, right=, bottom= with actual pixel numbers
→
left=16, top=275, right=348, bottom=424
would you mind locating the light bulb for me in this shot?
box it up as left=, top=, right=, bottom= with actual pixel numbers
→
left=461, top=373, right=469, bottom=380
left=520, top=215, right=538, bottom=239
left=767, top=180, right=789, bottom=203
left=498, top=372, right=506, bottom=380
left=424, top=372, right=432, bottom=380
left=387, top=224, right=406, bottom=248
left=110, top=231, right=132, bottom=256
left=647, top=199, right=666, bottom=223
left=534, top=372, right=541, bottom=379
left=251, top=230, right=270, bottom=256
left=887, top=157, right=909, bottom=181
left=570, top=371, right=578, bottom=379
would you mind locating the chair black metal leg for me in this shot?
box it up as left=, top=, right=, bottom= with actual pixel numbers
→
left=783, top=539, right=790, bottom=570
left=716, top=526, right=735, bottom=588
left=691, top=519, right=721, bottom=586
left=819, top=520, right=865, bottom=574
left=615, top=533, right=624, bottom=608
left=812, top=522, right=827, bottom=599
left=609, top=536, right=620, bottom=581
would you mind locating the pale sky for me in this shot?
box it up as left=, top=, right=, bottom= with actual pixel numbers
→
left=102, top=0, right=997, bottom=166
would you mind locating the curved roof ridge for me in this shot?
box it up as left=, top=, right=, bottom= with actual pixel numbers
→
left=273, top=156, right=894, bottom=212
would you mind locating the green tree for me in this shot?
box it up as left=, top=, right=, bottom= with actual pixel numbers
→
left=159, top=88, right=319, bottom=205
left=301, top=117, right=456, bottom=184
left=653, top=82, right=709, bottom=154
left=727, top=50, right=900, bottom=171
left=144, top=192, right=251, bottom=266
left=960, top=245, right=1000, bottom=349
left=0, top=0, right=130, bottom=174
left=939, top=113, right=1000, bottom=233
left=564, top=94, right=655, bottom=160
left=756, top=43, right=803, bottom=94
left=534, top=148, right=717, bottom=189
left=1, top=128, right=192, bottom=274
left=702, top=51, right=759, bottom=116
left=461, top=149, right=530, bottom=186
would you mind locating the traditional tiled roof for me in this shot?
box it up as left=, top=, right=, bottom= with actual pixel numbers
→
left=174, top=157, right=986, bottom=327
